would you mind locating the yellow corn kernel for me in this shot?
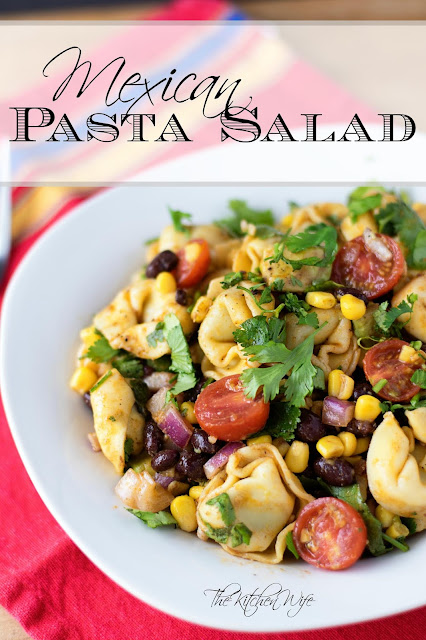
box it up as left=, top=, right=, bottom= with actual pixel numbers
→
left=155, top=271, right=177, bottom=294
left=385, top=516, right=410, bottom=540
left=337, top=432, right=357, bottom=457
left=190, top=295, right=212, bottom=324
left=354, top=436, right=371, bottom=455
left=402, top=426, right=415, bottom=453
left=247, top=434, right=272, bottom=446
left=170, top=495, right=197, bottom=532
left=328, top=369, right=355, bottom=400
left=184, top=242, right=202, bottom=262
left=375, top=505, right=395, bottom=529
left=180, top=402, right=197, bottom=424
left=399, top=345, right=422, bottom=365
left=305, top=291, right=336, bottom=310
left=340, top=212, right=378, bottom=242
left=189, top=485, right=204, bottom=500
left=80, top=325, right=99, bottom=349
left=281, top=213, right=294, bottom=227
left=69, top=366, right=98, bottom=395
left=345, top=455, right=362, bottom=465
left=354, top=395, right=381, bottom=422
left=272, top=437, right=290, bottom=457
left=340, top=294, right=366, bottom=321
left=285, top=441, right=309, bottom=473
left=316, top=435, right=345, bottom=459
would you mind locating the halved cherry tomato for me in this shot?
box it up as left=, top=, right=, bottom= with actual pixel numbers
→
left=194, top=374, right=269, bottom=441
left=363, top=338, right=422, bottom=401
left=331, top=233, right=405, bottom=300
left=175, top=238, right=210, bottom=289
left=293, top=497, right=367, bottom=571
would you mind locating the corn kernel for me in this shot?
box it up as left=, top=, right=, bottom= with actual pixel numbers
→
left=190, top=295, right=212, bottom=324
left=180, top=402, right=197, bottom=424
left=355, top=436, right=371, bottom=455
left=305, top=291, right=336, bottom=310
left=402, top=426, right=415, bottom=452
left=80, top=326, right=99, bottom=349
left=316, top=435, right=345, bottom=459
left=399, top=345, right=422, bottom=365
left=281, top=213, right=294, bottom=227
left=285, top=441, right=309, bottom=473
left=340, top=294, right=366, bottom=321
left=184, top=242, right=202, bottom=262
left=155, top=271, right=177, bottom=294
left=170, top=495, right=197, bottom=532
left=69, top=366, right=98, bottom=395
left=247, top=434, right=272, bottom=446
left=328, top=369, right=355, bottom=400
left=272, top=437, right=290, bottom=457
left=375, top=505, right=395, bottom=528
left=189, top=485, right=204, bottom=500
left=340, top=212, right=378, bottom=242
left=338, top=432, right=357, bottom=456
left=385, top=516, right=410, bottom=539
left=354, top=395, right=381, bottom=422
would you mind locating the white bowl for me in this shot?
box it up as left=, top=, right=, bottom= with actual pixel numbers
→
left=2, top=184, right=426, bottom=632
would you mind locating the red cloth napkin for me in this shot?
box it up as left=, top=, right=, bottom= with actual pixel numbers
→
left=1, top=3, right=426, bottom=640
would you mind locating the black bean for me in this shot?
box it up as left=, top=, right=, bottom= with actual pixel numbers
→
left=183, top=379, right=204, bottom=403
left=83, top=392, right=92, bottom=410
left=334, top=287, right=369, bottom=305
left=144, top=421, right=164, bottom=456
left=175, top=289, right=188, bottom=306
left=313, top=457, right=355, bottom=487
left=151, top=449, right=179, bottom=472
left=295, top=409, right=327, bottom=443
left=176, top=451, right=209, bottom=482
left=143, top=364, right=155, bottom=377
left=191, top=429, right=217, bottom=454
left=346, top=419, right=376, bottom=437
left=353, top=382, right=375, bottom=401
left=145, top=250, right=179, bottom=278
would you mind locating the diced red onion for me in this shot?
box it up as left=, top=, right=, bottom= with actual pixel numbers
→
left=322, top=396, right=355, bottom=427
left=203, top=442, right=244, bottom=480
left=363, top=228, right=392, bottom=262
left=158, top=404, right=194, bottom=448
left=154, top=473, right=174, bottom=489
left=147, top=387, right=168, bottom=423
left=144, top=371, right=174, bottom=392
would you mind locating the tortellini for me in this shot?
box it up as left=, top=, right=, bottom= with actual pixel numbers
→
left=196, top=444, right=313, bottom=564
left=366, top=411, right=426, bottom=517
left=91, top=368, right=145, bottom=474
left=392, top=274, right=426, bottom=343
left=285, top=307, right=360, bottom=378
left=198, top=283, right=274, bottom=380
left=94, top=278, right=194, bottom=360
left=281, top=203, right=348, bottom=234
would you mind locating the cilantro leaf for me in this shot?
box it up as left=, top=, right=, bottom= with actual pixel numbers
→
left=411, top=369, right=426, bottom=388
left=401, top=517, right=417, bottom=535
left=348, top=186, right=384, bottom=221
left=313, top=366, right=326, bottom=390
left=145, top=355, right=171, bottom=372
left=128, top=508, right=177, bottom=529
left=285, top=531, right=299, bottom=559
left=240, top=364, right=286, bottom=403
left=259, top=402, right=301, bottom=442
left=215, top=200, right=274, bottom=238
left=147, top=322, right=165, bottom=347
left=376, top=200, right=426, bottom=269
left=169, top=208, right=192, bottom=234
left=230, top=523, right=252, bottom=548
left=85, top=331, right=120, bottom=363
left=129, top=379, right=149, bottom=416
left=268, top=224, right=338, bottom=270
left=162, top=314, right=196, bottom=396
left=374, top=294, right=418, bottom=336
left=204, top=522, right=230, bottom=544
left=124, top=437, right=134, bottom=463
left=113, top=353, right=144, bottom=378
left=220, top=270, right=264, bottom=290
left=281, top=292, right=319, bottom=329
left=206, top=493, right=236, bottom=527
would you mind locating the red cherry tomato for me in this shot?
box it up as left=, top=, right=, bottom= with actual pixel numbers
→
left=363, top=338, right=422, bottom=401
left=194, top=374, right=270, bottom=441
left=175, top=238, right=210, bottom=289
left=331, top=234, right=405, bottom=300
left=293, top=497, right=367, bottom=571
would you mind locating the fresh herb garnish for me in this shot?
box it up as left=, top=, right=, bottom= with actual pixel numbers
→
left=373, top=294, right=418, bottom=336
left=285, top=530, right=300, bottom=559
left=347, top=186, right=384, bottom=222
left=84, top=330, right=120, bottom=363
left=215, top=200, right=274, bottom=238
left=147, top=322, right=165, bottom=348
left=113, top=353, right=145, bottom=378
left=169, top=208, right=192, bottom=234
left=206, top=493, right=236, bottom=527
left=255, top=402, right=301, bottom=442
left=129, top=379, right=150, bottom=416
left=233, top=315, right=286, bottom=348
left=376, top=200, right=426, bottom=270
left=162, top=313, right=196, bottom=396
left=128, top=508, right=177, bottom=529
left=411, top=368, right=426, bottom=388
left=267, top=224, right=338, bottom=271
left=124, top=437, right=134, bottom=463
left=230, top=523, right=252, bottom=548
left=90, top=370, right=112, bottom=393
left=281, top=292, right=319, bottom=328
left=220, top=269, right=264, bottom=290
left=372, top=379, right=388, bottom=393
